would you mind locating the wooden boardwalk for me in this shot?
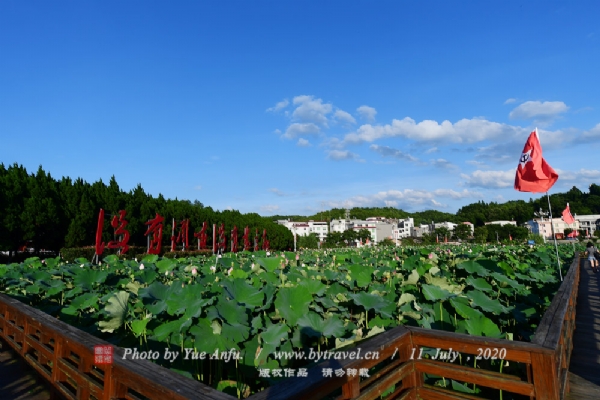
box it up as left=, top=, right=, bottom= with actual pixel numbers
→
left=567, top=258, right=600, bottom=399
left=0, top=338, right=55, bottom=400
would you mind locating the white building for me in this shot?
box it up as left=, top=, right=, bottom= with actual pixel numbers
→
left=395, top=218, right=415, bottom=239
left=527, top=218, right=580, bottom=239
left=276, top=219, right=329, bottom=242
left=308, top=221, right=329, bottom=242
left=575, top=214, right=600, bottom=236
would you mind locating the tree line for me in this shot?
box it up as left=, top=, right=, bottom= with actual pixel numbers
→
left=0, top=163, right=293, bottom=256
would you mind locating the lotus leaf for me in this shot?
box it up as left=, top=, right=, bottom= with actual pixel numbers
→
left=402, top=269, right=420, bottom=286
left=255, top=257, right=280, bottom=273
left=141, top=254, right=159, bottom=264
left=98, top=291, right=129, bottom=333
left=298, top=279, right=327, bottom=296
left=349, top=292, right=392, bottom=312
left=166, top=285, right=212, bottom=318
left=222, top=279, right=264, bottom=309
left=461, top=315, right=502, bottom=337
left=131, top=318, right=150, bottom=337
left=456, top=260, right=489, bottom=276
left=465, top=276, right=493, bottom=292
left=261, top=323, right=290, bottom=345
left=274, top=286, right=312, bottom=326
left=74, top=269, right=109, bottom=291
left=449, top=297, right=484, bottom=320
left=297, top=312, right=345, bottom=338
left=347, top=264, right=372, bottom=288
left=61, top=293, right=99, bottom=315
left=190, top=319, right=236, bottom=353
left=421, top=284, right=454, bottom=302
left=467, top=290, right=510, bottom=314
left=153, top=317, right=192, bottom=341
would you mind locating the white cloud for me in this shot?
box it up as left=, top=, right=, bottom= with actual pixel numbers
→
left=324, top=188, right=481, bottom=211
left=194, top=185, right=202, bottom=190
left=466, top=160, right=487, bottom=167
left=344, top=117, right=523, bottom=145
left=509, top=101, right=569, bottom=121
left=431, top=199, right=444, bottom=207
left=260, top=204, right=280, bottom=213
left=334, top=109, right=356, bottom=125
left=504, top=98, right=517, bottom=104
left=357, top=105, right=377, bottom=122
left=266, top=99, right=289, bottom=112
left=269, top=188, right=286, bottom=196
left=370, top=144, right=419, bottom=162
left=581, top=123, right=600, bottom=142
left=431, top=159, right=458, bottom=170
left=297, top=138, right=311, bottom=147
left=425, top=147, right=438, bottom=154
left=327, top=150, right=362, bottom=161
left=461, top=169, right=515, bottom=188
left=555, top=168, right=600, bottom=181
left=283, top=123, right=320, bottom=139
left=292, top=95, right=332, bottom=126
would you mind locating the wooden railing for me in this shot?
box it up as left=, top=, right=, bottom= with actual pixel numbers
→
left=0, top=294, right=236, bottom=400
left=248, top=254, right=580, bottom=400
left=0, top=254, right=580, bottom=400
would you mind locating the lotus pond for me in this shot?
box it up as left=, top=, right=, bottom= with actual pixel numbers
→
left=0, top=243, right=581, bottom=398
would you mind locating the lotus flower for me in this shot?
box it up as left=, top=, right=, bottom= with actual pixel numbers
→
left=139, top=264, right=145, bottom=270
left=210, top=265, right=216, bottom=272
left=80, top=264, right=84, bottom=268
left=192, top=267, right=198, bottom=275
left=227, top=267, right=233, bottom=275
left=428, top=253, right=434, bottom=259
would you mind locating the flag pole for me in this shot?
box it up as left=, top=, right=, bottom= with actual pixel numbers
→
left=546, top=192, right=563, bottom=281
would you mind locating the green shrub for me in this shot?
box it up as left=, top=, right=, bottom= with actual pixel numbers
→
left=60, top=246, right=148, bottom=262
left=163, top=249, right=213, bottom=258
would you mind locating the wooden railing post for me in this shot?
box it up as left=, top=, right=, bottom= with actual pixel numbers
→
left=341, top=377, right=360, bottom=399
left=531, top=352, right=559, bottom=399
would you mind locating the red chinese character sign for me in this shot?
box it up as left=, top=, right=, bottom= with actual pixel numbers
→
left=243, top=226, right=251, bottom=251
left=194, top=221, right=208, bottom=250
left=262, top=229, right=269, bottom=251
left=96, top=209, right=130, bottom=259
left=95, top=209, right=106, bottom=257
left=171, top=219, right=190, bottom=252
left=107, top=210, right=130, bottom=254
left=231, top=225, right=238, bottom=253
left=217, top=223, right=226, bottom=254
left=145, top=213, right=164, bottom=255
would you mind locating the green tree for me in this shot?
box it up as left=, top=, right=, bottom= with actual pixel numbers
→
left=342, top=229, right=358, bottom=246
left=357, top=228, right=372, bottom=242
left=454, top=224, right=471, bottom=241
left=325, top=231, right=343, bottom=247
left=298, top=233, right=319, bottom=249
left=21, top=166, right=63, bottom=252
left=474, top=226, right=488, bottom=243
left=378, top=238, right=395, bottom=247
left=434, top=226, right=451, bottom=241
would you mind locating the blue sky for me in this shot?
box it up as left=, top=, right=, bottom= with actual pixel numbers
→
left=1, top=1, right=599, bottom=216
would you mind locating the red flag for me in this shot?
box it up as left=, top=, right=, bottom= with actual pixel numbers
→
left=562, top=203, right=575, bottom=224
left=514, top=129, right=558, bottom=192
